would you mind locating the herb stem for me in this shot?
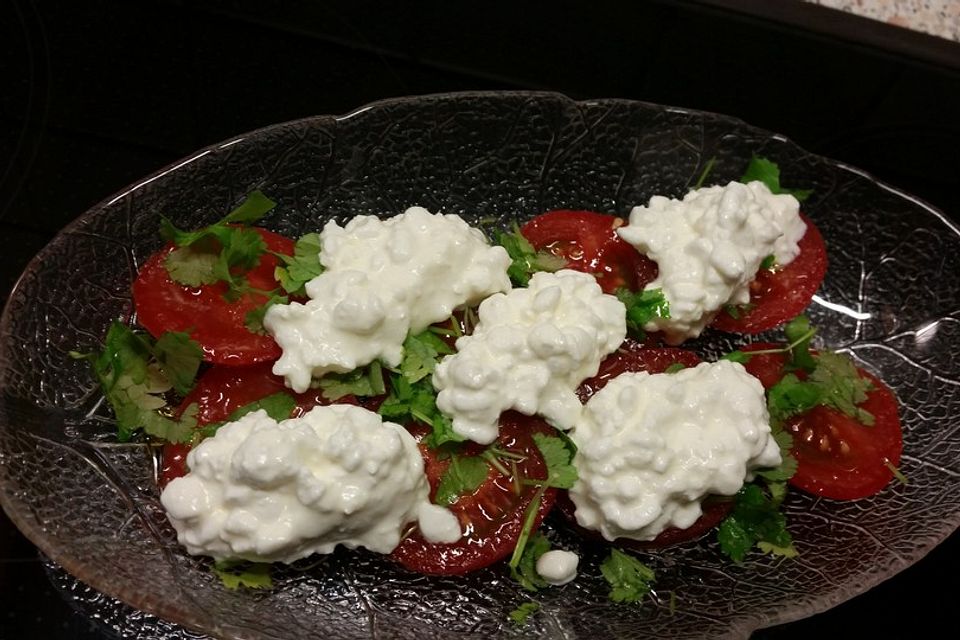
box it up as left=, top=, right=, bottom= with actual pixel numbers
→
left=508, top=484, right=546, bottom=570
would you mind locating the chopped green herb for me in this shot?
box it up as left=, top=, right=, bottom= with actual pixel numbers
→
left=197, top=392, right=298, bottom=439
left=615, top=288, right=669, bottom=338
left=510, top=531, right=551, bottom=592
left=211, top=559, right=273, bottom=590
left=783, top=315, right=817, bottom=373
left=760, top=254, right=777, bottom=271
left=319, top=362, right=386, bottom=401
left=693, top=156, right=716, bottom=189
left=530, top=433, right=578, bottom=489
left=717, top=484, right=796, bottom=563
left=721, top=350, right=750, bottom=364
left=884, top=459, right=908, bottom=485
left=600, top=548, right=656, bottom=604
left=72, top=322, right=201, bottom=442
left=434, top=454, right=490, bottom=505
left=400, top=330, right=454, bottom=383
left=497, top=226, right=567, bottom=287
left=755, top=430, right=798, bottom=484
left=509, top=601, right=541, bottom=626
left=808, top=351, right=875, bottom=425
left=378, top=374, right=464, bottom=449
left=664, top=362, right=686, bottom=374
left=274, top=232, right=324, bottom=297
left=740, top=156, right=812, bottom=202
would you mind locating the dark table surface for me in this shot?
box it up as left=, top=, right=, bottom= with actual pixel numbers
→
left=2, top=1, right=959, bottom=638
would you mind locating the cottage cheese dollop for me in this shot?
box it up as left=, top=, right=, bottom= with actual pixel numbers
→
left=433, top=269, right=626, bottom=444
left=160, top=404, right=460, bottom=563
left=617, top=181, right=806, bottom=343
left=536, top=550, right=580, bottom=586
left=569, top=360, right=781, bottom=542
left=264, top=207, right=512, bottom=392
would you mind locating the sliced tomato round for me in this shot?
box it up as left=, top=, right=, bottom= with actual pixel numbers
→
left=740, top=343, right=903, bottom=500
left=711, top=214, right=828, bottom=334
left=577, top=338, right=702, bottom=402
left=390, top=411, right=557, bottom=576
left=520, top=210, right=658, bottom=294
left=158, top=362, right=357, bottom=487
left=133, top=227, right=295, bottom=366
left=554, top=491, right=733, bottom=549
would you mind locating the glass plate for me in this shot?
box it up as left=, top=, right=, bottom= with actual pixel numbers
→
left=2, top=92, right=958, bottom=639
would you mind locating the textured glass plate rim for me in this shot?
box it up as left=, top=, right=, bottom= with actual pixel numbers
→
left=0, top=90, right=958, bottom=639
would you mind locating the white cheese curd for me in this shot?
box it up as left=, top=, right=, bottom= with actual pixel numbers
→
left=569, top=359, right=781, bottom=542
left=160, top=404, right=460, bottom=562
left=536, top=549, right=579, bottom=586
left=433, top=269, right=626, bottom=444
left=617, top=181, right=806, bottom=343
left=264, top=206, right=512, bottom=392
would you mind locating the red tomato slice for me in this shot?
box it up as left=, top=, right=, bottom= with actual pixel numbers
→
left=158, top=362, right=357, bottom=488
left=740, top=343, right=903, bottom=500
left=710, top=215, right=828, bottom=334
left=390, top=411, right=557, bottom=576
left=520, top=210, right=658, bottom=294
left=564, top=340, right=723, bottom=547
left=576, top=338, right=702, bottom=402
left=133, top=227, right=295, bottom=366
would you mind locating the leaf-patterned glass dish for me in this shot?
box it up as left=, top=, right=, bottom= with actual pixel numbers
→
left=2, top=92, right=958, bottom=639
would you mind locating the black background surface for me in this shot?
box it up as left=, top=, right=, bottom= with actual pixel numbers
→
left=1, top=1, right=958, bottom=638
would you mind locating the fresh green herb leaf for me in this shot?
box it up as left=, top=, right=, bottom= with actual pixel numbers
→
left=244, top=291, right=290, bottom=335
left=164, top=246, right=220, bottom=287
left=497, top=226, right=567, bottom=287
left=153, top=331, right=203, bottom=395
left=600, top=548, right=656, bottom=604
left=274, top=232, right=323, bottom=296
left=808, top=351, right=875, bottom=425
left=722, top=350, right=751, bottom=364
left=531, top=433, right=578, bottom=489
left=615, top=288, right=669, bottom=338
left=741, top=156, right=813, bottom=201
left=664, top=362, right=686, bottom=374
left=767, top=373, right=822, bottom=427
left=400, top=330, right=454, bottom=383
left=319, top=362, right=386, bottom=401
left=510, top=531, right=551, bottom=592
left=77, top=322, right=201, bottom=443
left=755, top=430, right=798, bottom=483
left=784, top=315, right=817, bottom=373
left=211, top=559, right=273, bottom=590
left=229, top=392, right=297, bottom=423
left=717, top=484, right=796, bottom=563
left=378, top=374, right=464, bottom=449
left=434, top=454, right=490, bottom=505
left=222, top=190, right=277, bottom=224
left=760, top=254, right=777, bottom=271
left=509, top=601, right=541, bottom=626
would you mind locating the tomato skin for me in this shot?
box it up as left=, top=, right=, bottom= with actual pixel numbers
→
left=158, top=362, right=356, bottom=488
left=740, top=343, right=903, bottom=500
left=577, top=339, right=702, bottom=402
left=133, top=227, right=295, bottom=366
left=710, top=214, right=828, bottom=334
left=390, top=412, right=557, bottom=576
left=520, top=210, right=658, bottom=294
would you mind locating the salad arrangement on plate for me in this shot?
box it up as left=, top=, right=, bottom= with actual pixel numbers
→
left=73, top=155, right=903, bottom=625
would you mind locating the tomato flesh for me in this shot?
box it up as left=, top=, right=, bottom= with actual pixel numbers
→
left=711, top=215, right=828, bottom=334
left=390, top=412, right=557, bottom=576
left=158, top=362, right=356, bottom=488
left=133, top=227, right=295, bottom=366
left=741, top=343, right=902, bottom=500
left=520, top=210, right=658, bottom=294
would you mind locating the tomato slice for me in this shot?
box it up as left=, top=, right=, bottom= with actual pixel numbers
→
left=710, top=215, right=828, bottom=334
left=520, top=210, right=658, bottom=294
left=390, top=411, right=557, bottom=576
left=133, top=227, right=295, bottom=366
left=576, top=338, right=702, bottom=402
left=740, top=343, right=903, bottom=500
left=158, top=362, right=357, bottom=487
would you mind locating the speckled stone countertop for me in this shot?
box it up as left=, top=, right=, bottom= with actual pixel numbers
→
left=807, top=0, right=960, bottom=41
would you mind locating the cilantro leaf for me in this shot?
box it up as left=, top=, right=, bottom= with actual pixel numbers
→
left=600, top=548, right=656, bottom=604
left=164, top=246, right=220, bottom=287
left=229, top=392, right=297, bottom=422
left=722, top=350, right=750, bottom=364
left=434, top=454, right=490, bottom=505
left=400, top=330, right=454, bottom=383
left=767, top=374, right=822, bottom=428
left=755, top=430, right=798, bottom=483
left=664, top=362, right=686, bottom=374
left=76, top=322, right=201, bottom=443
left=809, top=351, right=875, bottom=425
left=319, top=361, right=386, bottom=401
left=274, top=232, right=323, bottom=296
left=784, top=315, right=817, bottom=373
left=615, top=288, right=669, bottom=338
left=531, top=433, right=578, bottom=489
left=244, top=291, right=290, bottom=335
left=222, top=190, right=277, bottom=224
left=717, top=484, right=796, bottom=563
left=509, top=601, right=541, bottom=626
left=378, top=374, right=464, bottom=449
left=211, top=560, right=273, bottom=590
left=496, top=226, right=567, bottom=287
left=510, top=531, right=551, bottom=592
left=760, top=254, right=777, bottom=271
left=741, top=156, right=812, bottom=202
